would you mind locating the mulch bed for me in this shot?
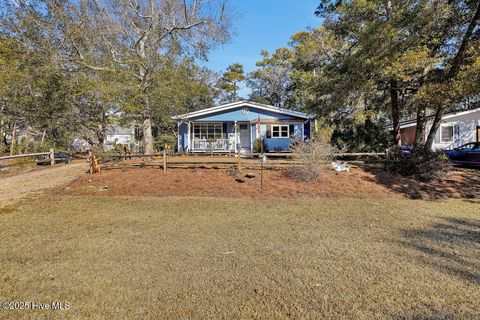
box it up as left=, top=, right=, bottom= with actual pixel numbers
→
left=62, top=166, right=398, bottom=198
left=60, top=160, right=480, bottom=199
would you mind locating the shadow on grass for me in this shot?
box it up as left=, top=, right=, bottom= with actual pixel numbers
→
left=398, top=217, right=480, bottom=284
left=361, top=165, right=480, bottom=200
left=393, top=309, right=475, bottom=320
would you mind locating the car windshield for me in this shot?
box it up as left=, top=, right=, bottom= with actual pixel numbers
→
left=472, top=143, right=480, bottom=150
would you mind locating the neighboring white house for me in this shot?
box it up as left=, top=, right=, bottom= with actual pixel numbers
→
left=396, top=107, right=480, bottom=150
left=104, top=125, right=140, bottom=151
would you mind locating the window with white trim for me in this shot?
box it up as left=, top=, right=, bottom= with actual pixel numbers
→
left=193, top=123, right=223, bottom=140
left=441, top=125, right=453, bottom=143
left=271, top=125, right=289, bottom=138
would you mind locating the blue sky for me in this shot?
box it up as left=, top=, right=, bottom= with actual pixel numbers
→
left=200, top=0, right=321, bottom=97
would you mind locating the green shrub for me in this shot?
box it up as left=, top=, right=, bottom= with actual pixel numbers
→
left=385, top=146, right=451, bottom=182
left=331, top=118, right=390, bottom=152
left=253, top=138, right=267, bottom=153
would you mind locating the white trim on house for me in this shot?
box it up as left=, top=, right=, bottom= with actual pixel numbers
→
left=172, top=100, right=314, bottom=120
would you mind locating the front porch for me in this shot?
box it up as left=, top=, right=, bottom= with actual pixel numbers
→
left=189, top=121, right=252, bottom=153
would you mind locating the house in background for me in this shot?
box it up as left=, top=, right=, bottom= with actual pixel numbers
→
left=396, top=107, right=480, bottom=150
left=172, top=101, right=315, bottom=153
left=104, top=125, right=141, bottom=151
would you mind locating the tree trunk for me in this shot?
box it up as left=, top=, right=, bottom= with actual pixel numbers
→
left=421, top=4, right=480, bottom=150
left=389, top=79, right=401, bottom=146
left=9, top=121, right=16, bottom=156
left=23, top=130, right=30, bottom=154
left=143, top=117, right=154, bottom=155
left=424, top=106, right=444, bottom=150
left=137, top=31, right=154, bottom=155
left=40, top=129, right=46, bottom=145
left=0, top=106, right=4, bottom=154
left=413, top=107, right=426, bottom=147
left=97, top=115, right=106, bottom=147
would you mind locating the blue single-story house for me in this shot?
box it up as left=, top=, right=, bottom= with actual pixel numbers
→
left=172, top=101, right=315, bottom=153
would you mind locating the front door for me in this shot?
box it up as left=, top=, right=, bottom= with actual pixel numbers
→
left=239, top=123, right=251, bottom=150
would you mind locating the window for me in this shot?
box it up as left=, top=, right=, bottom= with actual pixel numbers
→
left=271, top=125, right=289, bottom=138
left=193, top=123, right=224, bottom=140
left=441, top=125, right=453, bottom=143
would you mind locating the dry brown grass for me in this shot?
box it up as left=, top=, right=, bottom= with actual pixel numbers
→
left=0, top=196, right=479, bottom=319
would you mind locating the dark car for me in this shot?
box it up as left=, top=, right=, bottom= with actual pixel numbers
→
left=400, top=146, right=412, bottom=156
left=445, top=142, right=480, bottom=166
left=36, top=153, right=71, bottom=165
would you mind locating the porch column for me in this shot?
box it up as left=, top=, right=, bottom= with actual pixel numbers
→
left=234, top=121, right=238, bottom=154
left=177, top=121, right=182, bottom=152
left=314, top=119, right=318, bottom=135
left=187, top=121, right=191, bottom=152
left=250, top=123, right=254, bottom=152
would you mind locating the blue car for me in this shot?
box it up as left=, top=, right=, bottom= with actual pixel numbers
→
left=445, top=142, right=480, bottom=166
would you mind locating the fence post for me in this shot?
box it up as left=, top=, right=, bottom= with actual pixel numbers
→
left=163, top=144, right=167, bottom=173
left=237, top=150, right=242, bottom=173
left=50, top=148, right=55, bottom=166
left=88, top=150, right=93, bottom=175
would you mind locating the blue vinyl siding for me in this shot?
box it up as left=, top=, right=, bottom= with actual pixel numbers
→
left=190, top=106, right=298, bottom=122
left=264, top=138, right=290, bottom=151
left=252, top=123, right=304, bottom=151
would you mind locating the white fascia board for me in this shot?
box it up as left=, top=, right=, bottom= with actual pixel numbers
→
left=172, top=100, right=314, bottom=120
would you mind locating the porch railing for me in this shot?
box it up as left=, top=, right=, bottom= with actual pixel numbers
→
left=193, top=138, right=230, bottom=151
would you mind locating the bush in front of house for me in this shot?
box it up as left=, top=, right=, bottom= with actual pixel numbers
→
left=385, top=146, right=452, bottom=182
left=285, top=138, right=340, bottom=182
left=253, top=138, right=268, bottom=153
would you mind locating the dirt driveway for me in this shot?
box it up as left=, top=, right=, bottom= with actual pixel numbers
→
left=0, top=163, right=87, bottom=204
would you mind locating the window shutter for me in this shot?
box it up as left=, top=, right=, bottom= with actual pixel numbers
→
left=454, top=125, right=460, bottom=142
left=266, top=125, right=271, bottom=138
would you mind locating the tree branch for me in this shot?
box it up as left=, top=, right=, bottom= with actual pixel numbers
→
left=446, top=2, right=480, bottom=80
left=129, top=1, right=153, bottom=19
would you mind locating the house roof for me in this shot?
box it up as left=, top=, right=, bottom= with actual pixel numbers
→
left=388, top=107, right=480, bottom=130
left=172, top=100, right=315, bottom=120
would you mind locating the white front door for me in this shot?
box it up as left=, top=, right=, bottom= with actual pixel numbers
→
left=239, top=123, right=251, bottom=150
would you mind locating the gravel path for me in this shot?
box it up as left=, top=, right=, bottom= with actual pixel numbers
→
left=0, top=163, right=87, bottom=203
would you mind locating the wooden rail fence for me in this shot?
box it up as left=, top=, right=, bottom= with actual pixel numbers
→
left=94, top=147, right=386, bottom=174
left=0, top=149, right=55, bottom=165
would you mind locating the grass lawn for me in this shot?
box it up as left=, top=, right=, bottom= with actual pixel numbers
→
left=0, top=196, right=479, bottom=319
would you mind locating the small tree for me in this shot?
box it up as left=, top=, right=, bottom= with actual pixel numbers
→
left=217, top=63, right=245, bottom=102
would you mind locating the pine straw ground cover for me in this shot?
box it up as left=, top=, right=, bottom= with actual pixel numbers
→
left=0, top=196, right=479, bottom=319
